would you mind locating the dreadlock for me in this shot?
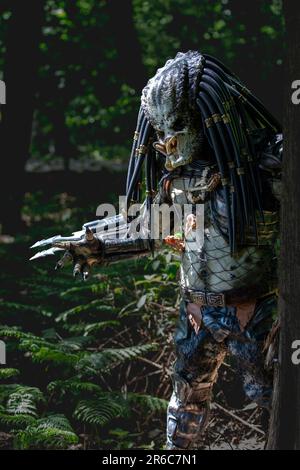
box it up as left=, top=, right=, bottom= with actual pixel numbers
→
left=125, top=51, right=282, bottom=253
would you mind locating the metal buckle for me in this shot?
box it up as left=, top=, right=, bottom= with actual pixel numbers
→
left=206, top=292, right=225, bottom=307
left=185, top=289, right=226, bottom=308
left=183, top=289, right=226, bottom=307
left=189, top=291, right=206, bottom=306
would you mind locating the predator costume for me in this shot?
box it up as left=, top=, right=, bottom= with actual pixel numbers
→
left=31, top=51, right=282, bottom=450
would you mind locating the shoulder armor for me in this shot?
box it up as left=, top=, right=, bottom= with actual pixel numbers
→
left=259, top=133, right=283, bottom=175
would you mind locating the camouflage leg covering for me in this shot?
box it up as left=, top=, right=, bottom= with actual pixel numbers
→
left=166, top=296, right=276, bottom=449
left=166, top=301, right=226, bottom=450
left=227, top=294, right=277, bottom=410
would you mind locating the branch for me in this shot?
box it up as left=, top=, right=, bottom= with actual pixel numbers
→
left=213, top=402, right=265, bottom=436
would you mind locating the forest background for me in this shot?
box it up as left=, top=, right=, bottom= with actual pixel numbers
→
left=0, top=0, right=284, bottom=450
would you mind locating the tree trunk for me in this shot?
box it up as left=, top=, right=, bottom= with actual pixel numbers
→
left=267, top=0, right=300, bottom=450
left=0, top=1, right=44, bottom=233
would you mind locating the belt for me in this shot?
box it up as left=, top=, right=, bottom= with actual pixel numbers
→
left=183, top=289, right=226, bottom=307
left=182, top=285, right=277, bottom=308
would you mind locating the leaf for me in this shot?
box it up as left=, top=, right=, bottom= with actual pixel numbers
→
left=0, top=411, right=37, bottom=430
left=137, top=294, right=147, bottom=309
left=6, top=385, right=44, bottom=418
left=47, top=378, right=102, bottom=396
left=77, top=343, right=157, bottom=375
left=128, top=393, right=168, bottom=413
left=30, top=347, right=80, bottom=367
left=242, top=403, right=258, bottom=411
left=15, top=414, right=78, bottom=449
left=83, top=320, right=120, bottom=336
left=0, top=368, right=20, bottom=380
left=74, top=395, right=129, bottom=426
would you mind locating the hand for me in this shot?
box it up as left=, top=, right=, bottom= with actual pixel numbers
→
left=30, top=227, right=103, bottom=281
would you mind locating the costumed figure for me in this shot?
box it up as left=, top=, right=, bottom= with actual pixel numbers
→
left=31, top=51, right=282, bottom=450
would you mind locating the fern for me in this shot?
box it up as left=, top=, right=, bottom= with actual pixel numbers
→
left=0, top=368, right=20, bottom=380
left=47, top=378, right=102, bottom=396
left=38, top=414, right=74, bottom=432
left=0, top=384, right=21, bottom=404
left=6, top=385, right=44, bottom=418
left=29, top=346, right=80, bottom=367
left=7, top=393, right=39, bottom=417
left=128, top=393, right=168, bottom=413
left=0, top=326, right=52, bottom=347
left=1, top=217, right=176, bottom=449
left=57, top=335, right=92, bottom=352
left=77, top=343, right=158, bottom=375
left=0, top=385, right=43, bottom=430
left=61, top=322, right=87, bottom=335
left=60, top=282, right=107, bottom=298
left=83, top=320, right=120, bottom=336
left=0, top=411, right=37, bottom=430
left=0, top=327, right=82, bottom=366
left=56, top=300, right=116, bottom=323
left=0, top=301, right=52, bottom=317
left=61, top=320, right=120, bottom=336
left=19, top=273, right=78, bottom=296
left=74, top=395, right=129, bottom=426
left=15, top=414, right=79, bottom=449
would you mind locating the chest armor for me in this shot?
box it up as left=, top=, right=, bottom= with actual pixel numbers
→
left=169, top=175, right=278, bottom=294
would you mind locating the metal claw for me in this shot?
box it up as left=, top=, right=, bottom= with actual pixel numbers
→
left=82, top=264, right=90, bottom=281
left=30, top=235, right=62, bottom=249
left=29, top=247, right=63, bottom=261
left=30, top=231, right=85, bottom=249
left=73, top=259, right=85, bottom=278
left=55, top=251, right=73, bottom=270
left=83, top=215, right=126, bottom=235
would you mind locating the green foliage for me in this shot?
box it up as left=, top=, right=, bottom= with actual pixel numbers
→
left=0, top=385, right=44, bottom=431
left=74, top=395, right=129, bottom=426
left=6, top=386, right=44, bottom=417
left=30, top=346, right=80, bottom=366
left=0, top=326, right=82, bottom=367
left=0, top=410, right=37, bottom=430
left=15, top=415, right=79, bottom=449
left=0, top=0, right=284, bottom=166
left=0, top=384, right=44, bottom=405
left=104, top=428, right=142, bottom=450
left=77, top=344, right=158, bottom=375
left=0, top=368, right=20, bottom=380
left=55, top=299, right=116, bottom=322
left=83, top=320, right=120, bottom=336
left=128, top=393, right=168, bottom=413
left=134, top=0, right=284, bottom=73
left=47, top=378, right=102, bottom=397
left=0, top=221, right=175, bottom=449
left=0, top=0, right=283, bottom=450
left=0, top=301, right=52, bottom=318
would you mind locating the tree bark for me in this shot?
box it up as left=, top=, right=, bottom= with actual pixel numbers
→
left=267, top=0, right=300, bottom=450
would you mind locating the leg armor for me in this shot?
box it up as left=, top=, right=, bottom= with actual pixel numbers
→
left=166, top=301, right=226, bottom=450
left=166, top=374, right=210, bottom=450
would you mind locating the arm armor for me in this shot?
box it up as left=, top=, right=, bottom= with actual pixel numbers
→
left=101, top=236, right=152, bottom=264
left=93, top=188, right=169, bottom=265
